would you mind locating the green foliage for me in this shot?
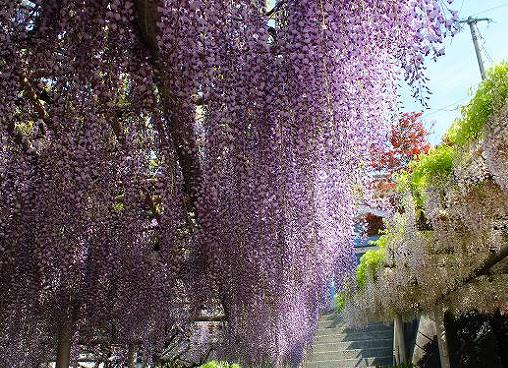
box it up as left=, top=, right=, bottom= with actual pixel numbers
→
left=335, top=290, right=346, bottom=313
left=410, top=146, right=456, bottom=187
left=446, top=62, right=508, bottom=147
left=200, top=361, right=241, bottom=368
left=356, top=236, right=387, bottom=291
left=399, top=145, right=456, bottom=207
left=336, top=233, right=389, bottom=309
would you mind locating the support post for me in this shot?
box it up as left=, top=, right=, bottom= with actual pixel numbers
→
left=467, top=18, right=486, bottom=80
left=393, top=322, right=399, bottom=365
left=434, top=307, right=451, bottom=368
left=460, top=16, right=491, bottom=81
left=394, top=315, right=407, bottom=364
left=55, top=318, right=73, bottom=368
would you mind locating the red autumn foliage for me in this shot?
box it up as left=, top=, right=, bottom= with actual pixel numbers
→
left=372, top=112, right=431, bottom=177
left=368, top=112, right=431, bottom=202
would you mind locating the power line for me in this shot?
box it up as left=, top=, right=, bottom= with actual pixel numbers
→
left=471, top=2, right=508, bottom=17
left=424, top=107, right=460, bottom=117
left=476, top=27, right=494, bottom=64
left=423, top=97, right=470, bottom=118
left=459, top=0, right=465, bottom=12
left=483, top=46, right=494, bottom=63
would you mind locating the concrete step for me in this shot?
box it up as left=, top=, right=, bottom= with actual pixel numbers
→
left=314, top=329, right=393, bottom=342
left=302, top=355, right=393, bottom=368
left=311, top=338, right=393, bottom=352
left=306, top=347, right=394, bottom=361
left=318, top=318, right=388, bottom=332
left=315, top=320, right=392, bottom=334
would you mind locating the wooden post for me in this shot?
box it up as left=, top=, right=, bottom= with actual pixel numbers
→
left=434, top=307, right=451, bottom=368
left=393, top=321, right=399, bottom=365
left=394, top=315, right=407, bottom=364
left=55, top=318, right=73, bottom=368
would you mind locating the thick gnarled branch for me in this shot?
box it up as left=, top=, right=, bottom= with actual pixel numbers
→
left=437, top=243, right=508, bottom=304
left=133, top=0, right=201, bottom=214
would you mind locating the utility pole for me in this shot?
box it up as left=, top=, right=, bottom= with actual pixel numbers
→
left=460, top=17, right=492, bottom=80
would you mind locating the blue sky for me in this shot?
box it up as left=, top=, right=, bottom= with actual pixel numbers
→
left=401, top=0, right=508, bottom=145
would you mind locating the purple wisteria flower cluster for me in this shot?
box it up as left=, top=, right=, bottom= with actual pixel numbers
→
left=0, top=0, right=456, bottom=367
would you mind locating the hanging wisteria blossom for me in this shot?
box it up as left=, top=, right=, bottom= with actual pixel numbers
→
left=0, top=0, right=456, bottom=367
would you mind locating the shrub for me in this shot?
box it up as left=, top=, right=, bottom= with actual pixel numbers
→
left=356, top=235, right=387, bottom=291
left=445, top=62, right=508, bottom=147
left=403, top=145, right=456, bottom=206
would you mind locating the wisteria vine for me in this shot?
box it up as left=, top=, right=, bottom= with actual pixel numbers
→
left=0, top=0, right=456, bottom=367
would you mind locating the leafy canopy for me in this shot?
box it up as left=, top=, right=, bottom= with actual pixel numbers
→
left=446, top=62, right=508, bottom=147
left=397, top=145, right=456, bottom=207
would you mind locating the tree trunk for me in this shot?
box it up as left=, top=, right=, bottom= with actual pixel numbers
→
left=127, top=343, right=138, bottom=368
left=55, top=318, right=73, bottom=368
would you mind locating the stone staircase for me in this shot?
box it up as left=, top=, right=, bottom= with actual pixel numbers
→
left=302, top=312, right=394, bottom=368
